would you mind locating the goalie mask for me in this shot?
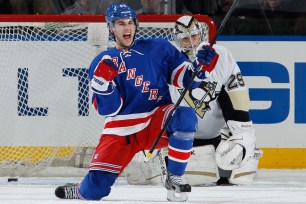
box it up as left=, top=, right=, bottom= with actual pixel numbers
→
left=173, top=16, right=206, bottom=59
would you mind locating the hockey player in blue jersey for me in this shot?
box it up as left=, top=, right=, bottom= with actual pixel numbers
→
left=124, top=16, right=262, bottom=188
left=55, top=2, right=218, bottom=201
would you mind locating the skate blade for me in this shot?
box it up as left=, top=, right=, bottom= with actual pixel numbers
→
left=167, top=190, right=188, bottom=202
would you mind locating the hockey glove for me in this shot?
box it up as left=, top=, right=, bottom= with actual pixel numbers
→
left=94, top=55, right=118, bottom=81
left=216, top=121, right=256, bottom=170
left=195, top=45, right=219, bottom=73
left=90, top=55, right=118, bottom=95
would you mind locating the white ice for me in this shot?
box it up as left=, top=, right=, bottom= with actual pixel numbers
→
left=1, top=169, right=306, bottom=204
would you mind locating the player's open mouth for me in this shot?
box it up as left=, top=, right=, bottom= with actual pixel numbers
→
left=123, top=34, right=131, bottom=39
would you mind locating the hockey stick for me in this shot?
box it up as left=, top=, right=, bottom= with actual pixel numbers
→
left=145, top=0, right=240, bottom=160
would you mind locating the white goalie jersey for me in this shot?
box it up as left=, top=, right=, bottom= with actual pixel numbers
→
left=171, top=43, right=250, bottom=140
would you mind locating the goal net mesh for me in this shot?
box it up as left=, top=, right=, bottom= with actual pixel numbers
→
left=0, top=15, right=214, bottom=177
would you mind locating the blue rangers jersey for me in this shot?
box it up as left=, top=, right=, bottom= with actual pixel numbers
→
left=88, top=38, right=195, bottom=136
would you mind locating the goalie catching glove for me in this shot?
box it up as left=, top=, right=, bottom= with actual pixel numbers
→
left=216, top=120, right=256, bottom=170
left=90, top=55, right=118, bottom=95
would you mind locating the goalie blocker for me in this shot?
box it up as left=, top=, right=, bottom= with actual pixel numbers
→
left=123, top=133, right=263, bottom=186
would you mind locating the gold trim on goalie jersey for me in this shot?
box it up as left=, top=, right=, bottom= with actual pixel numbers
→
left=178, top=81, right=220, bottom=118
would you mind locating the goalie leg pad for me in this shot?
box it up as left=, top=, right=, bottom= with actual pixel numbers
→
left=124, top=150, right=163, bottom=185
left=229, top=149, right=263, bottom=184
left=184, top=145, right=220, bottom=185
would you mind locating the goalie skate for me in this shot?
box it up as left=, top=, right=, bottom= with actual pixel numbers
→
left=55, top=183, right=80, bottom=199
left=164, top=173, right=191, bottom=202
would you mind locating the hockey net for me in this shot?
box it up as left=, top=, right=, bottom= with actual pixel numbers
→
left=0, top=15, right=216, bottom=177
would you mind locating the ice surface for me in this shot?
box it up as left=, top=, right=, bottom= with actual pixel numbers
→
left=1, top=169, right=306, bottom=203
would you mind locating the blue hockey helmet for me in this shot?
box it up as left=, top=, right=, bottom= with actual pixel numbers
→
left=106, top=2, right=138, bottom=29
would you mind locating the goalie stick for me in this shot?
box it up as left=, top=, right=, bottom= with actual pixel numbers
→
left=145, top=0, right=240, bottom=160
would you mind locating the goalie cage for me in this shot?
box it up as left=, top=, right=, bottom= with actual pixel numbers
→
left=0, top=15, right=216, bottom=178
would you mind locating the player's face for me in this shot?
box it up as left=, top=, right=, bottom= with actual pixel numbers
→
left=181, top=34, right=201, bottom=50
left=112, top=18, right=136, bottom=49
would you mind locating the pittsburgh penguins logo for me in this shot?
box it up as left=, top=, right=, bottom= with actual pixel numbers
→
left=178, top=81, right=219, bottom=118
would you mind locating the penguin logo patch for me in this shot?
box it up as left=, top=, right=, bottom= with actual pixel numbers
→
left=178, top=81, right=219, bottom=118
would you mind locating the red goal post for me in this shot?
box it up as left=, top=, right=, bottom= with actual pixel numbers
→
left=0, top=14, right=216, bottom=177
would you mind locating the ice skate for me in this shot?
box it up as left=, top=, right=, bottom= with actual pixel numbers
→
left=164, top=172, right=191, bottom=202
left=55, top=183, right=80, bottom=199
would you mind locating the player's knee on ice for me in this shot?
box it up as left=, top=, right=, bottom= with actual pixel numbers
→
left=79, top=171, right=117, bottom=200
